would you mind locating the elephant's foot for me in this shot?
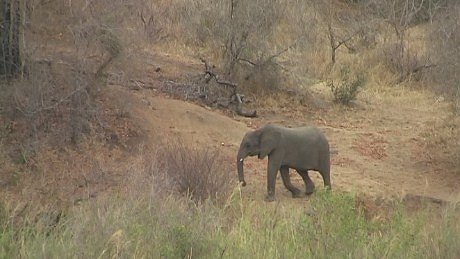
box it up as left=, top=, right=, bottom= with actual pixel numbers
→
left=264, top=195, right=275, bottom=202
left=305, top=185, right=315, bottom=195
left=292, top=190, right=306, bottom=198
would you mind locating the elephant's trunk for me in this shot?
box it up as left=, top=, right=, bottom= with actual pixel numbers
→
left=237, top=152, right=247, bottom=186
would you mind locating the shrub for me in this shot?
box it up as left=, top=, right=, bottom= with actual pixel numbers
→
left=157, top=141, right=234, bottom=204
left=381, top=41, right=425, bottom=82
left=328, top=65, right=365, bottom=105
left=165, top=0, right=288, bottom=91
left=0, top=0, right=130, bottom=147
left=234, top=59, right=285, bottom=93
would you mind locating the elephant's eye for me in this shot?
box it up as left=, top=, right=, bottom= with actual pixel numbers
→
left=245, top=142, right=250, bottom=148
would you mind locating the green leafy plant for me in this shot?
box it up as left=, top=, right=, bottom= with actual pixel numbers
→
left=328, top=66, right=365, bottom=105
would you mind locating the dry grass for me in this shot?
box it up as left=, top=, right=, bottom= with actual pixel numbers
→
left=21, top=0, right=459, bottom=111
left=0, top=142, right=18, bottom=189
left=424, top=114, right=460, bottom=172
left=156, top=141, right=234, bottom=204
left=1, top=1, right=459, bottom=257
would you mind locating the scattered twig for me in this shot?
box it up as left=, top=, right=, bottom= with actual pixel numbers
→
left=238, top=58, right=257, bottom=66
left=412, top=63, right=437, bottom=74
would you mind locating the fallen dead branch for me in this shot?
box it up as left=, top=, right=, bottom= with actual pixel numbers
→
left=157, top=58, right=257, bottom=117
left=200, top=58, right=257, bottom=117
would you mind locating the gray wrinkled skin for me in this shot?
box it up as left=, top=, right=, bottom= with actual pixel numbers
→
left=236, top=124, right=331, bottom=202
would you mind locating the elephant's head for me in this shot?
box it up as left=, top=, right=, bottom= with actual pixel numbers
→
left=237, top=125, right=281, bottom=186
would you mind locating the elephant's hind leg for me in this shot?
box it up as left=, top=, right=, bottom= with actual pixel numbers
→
left=280, top=166, right=303, bottom=198
left=319, top=162, right=332, bottom=190
left=322, top=170, right=331, bottom=190
left=319, top=153, right=332, bottom=190
left=297, top=170, right=315, bottom=195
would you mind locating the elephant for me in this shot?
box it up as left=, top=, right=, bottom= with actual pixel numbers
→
left=236, top=124, right=331, bottom=202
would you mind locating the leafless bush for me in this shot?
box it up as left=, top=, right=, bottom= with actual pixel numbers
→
left=0, top=0, right=132, bottom=148
left=135, top=0, right=173, bottom=43
left=1, top=56, right=97, bottom=145
left=314, top=0, right=377, bottom=65
left=363, top=0, right=434, bottom=83
left=235, top=59, right=285, bottom=93
left=220, top=0, right=286, bottom=75
left=157, top=141, right=234, bottom=204
left=167, top=0, right=290, bottom=90
left=381, top=42, right=426, bottom=82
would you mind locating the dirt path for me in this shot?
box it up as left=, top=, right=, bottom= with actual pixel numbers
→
left=111, top=50, right=460, bottom=203
left=320, top=98, right=459, bottom=201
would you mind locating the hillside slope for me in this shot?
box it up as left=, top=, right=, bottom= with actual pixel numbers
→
left=1, top=48, right=458, bottom=209
left=104, top=49, right=459, bottom=203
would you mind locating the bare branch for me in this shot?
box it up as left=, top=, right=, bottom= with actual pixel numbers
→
left=199, top=58, right=257, bottom=118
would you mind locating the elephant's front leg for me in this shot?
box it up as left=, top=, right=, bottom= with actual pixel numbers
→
left=265, top=152, right=283, bottom=202
left=280, top=166, right=303, bottom=198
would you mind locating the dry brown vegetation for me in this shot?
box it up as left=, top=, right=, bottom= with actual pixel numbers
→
left=0, top=0, right=459, bottom=257
left=156, top=141, right=234, bottom=204
left=0, top=0, right=458, bottom=209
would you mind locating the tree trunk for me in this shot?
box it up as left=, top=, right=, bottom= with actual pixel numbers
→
left=328, top=24, right=336, bottom=64
left=0, top=0, right=24, bottom=78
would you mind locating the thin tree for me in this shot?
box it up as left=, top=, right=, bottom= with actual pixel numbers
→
left=0, top=0, right=24, bottom=78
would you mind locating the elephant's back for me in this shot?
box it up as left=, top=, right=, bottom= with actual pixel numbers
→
left=263, top=124, right=328, bottom=146
left=286, top=126, right=329, bottom=148
left=289, top=125, right=324, bottom=136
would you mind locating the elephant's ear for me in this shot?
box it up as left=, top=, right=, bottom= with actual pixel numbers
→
left=258, top=127, right=281, bottom=159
